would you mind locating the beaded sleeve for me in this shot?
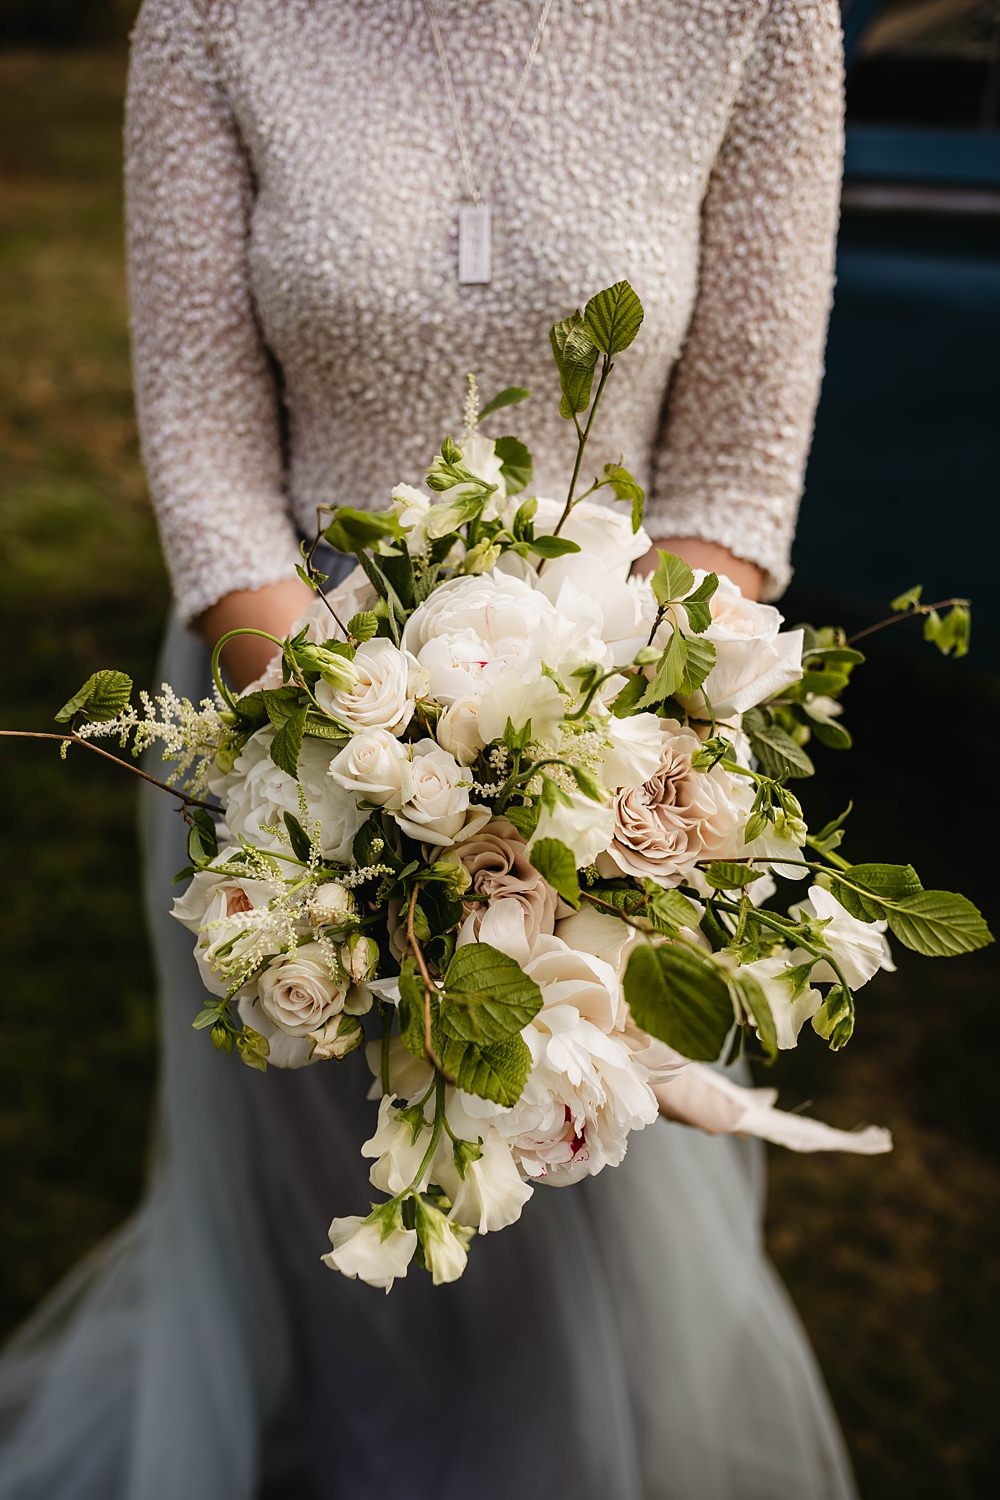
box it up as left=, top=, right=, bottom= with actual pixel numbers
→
left=124, top=0, right=303, bottom=626
left=646, top=0, right=845, bottom=597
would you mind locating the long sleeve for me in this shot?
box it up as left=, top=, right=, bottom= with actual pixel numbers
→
left=646, top=0, right=845, bottom=598
left=125, top=0, right=303, bottom=626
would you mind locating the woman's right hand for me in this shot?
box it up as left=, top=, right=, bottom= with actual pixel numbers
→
left=196, top=576, right=317, bottom=693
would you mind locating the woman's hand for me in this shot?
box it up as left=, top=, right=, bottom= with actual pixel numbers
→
left=633, top=535, right=765, bottom=603
left=196, top=576, right=317, bottom=692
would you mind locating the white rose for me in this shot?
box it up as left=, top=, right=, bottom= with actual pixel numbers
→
left=308, top=1012, right=364, bottom=1061
left=434, top=1127, right=533, bottom=1234
left=600, top=719, right=741, bottom=886
left=598, top=710, right=665, bottom=791
left=738, top=955, right=822, bottom=1050
left=790, top=884, right=895, bottom=990
left=322, top=1205, right=417, bottom=1290
left=538, top=564, right=656, bottom=668
left=257, top=940, right=349, bottom=1037
left=392, top=739, right=490, bottom=848
left=664, top=572, right=804, bottom=717
left=221, top=730, right=365, bottom=861
left=309, top=881, right=354, bottom=925
left=329, top=727, right=414, bottom=810
left=435, top=695, right=485, bottom=765
left=315, top=637, right=427, bottom=736
left=528, top=788, right=616, bottom=870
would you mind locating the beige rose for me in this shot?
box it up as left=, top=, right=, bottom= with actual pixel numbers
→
left=455, top=817, right=558, bottom=965
left=600, top=719, right=740, bottom=887
left=257, top=940, right=350, bottom=1037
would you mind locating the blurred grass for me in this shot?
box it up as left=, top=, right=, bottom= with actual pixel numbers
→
left=0, top=47, right=997, bottom=1500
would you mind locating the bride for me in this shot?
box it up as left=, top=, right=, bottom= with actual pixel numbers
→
left=0, top=2, right=858, bottom=1496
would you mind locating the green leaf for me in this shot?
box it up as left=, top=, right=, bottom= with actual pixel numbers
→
left=650, top=551, right=695, bottom=605
left=398, top=959, right=438, bottom=1059
left=923, top=603, right=971, bottom=658
left=529, top=838, right=581, bottom=909
left=192, top=1005, right=221, bottom=1031
left=681, top=572, right=719, bottom=634
left=602, top=463, right=645, bottom=532
left=439, top=943, right=544, bottom=1044
left=323, top=506, right=402, bottom=554
left=520, top=534, right=581, bottom=559
left=890, top=584, right=923, bottom=612
left=678, top=634, right=716, bottom=696
left=55, top=669, right=133, bottom=724
left=811, top=985, right=855, bottom=1049
left=639, top=882, right=702, bottom=932
left=478, top=385, right=531, bottom=420
left=583, top=280, right=644, bottom=355
left=348, top=610, right=379, bottom=642
left=810, top=717, right=853, bottom=751
left=831, top=862, right=922, bottom=922
left=731, top=972, right=778, bottom=1062
left=704, top=861, right=766, bottom=891
left=442, top=1033, right=532, bottom=1107
left=639, top=630, right=686, bottom=708
left=623, top=943, right=734, bottom=1062
left=550, top=313, right=599, bottom=417
left=269, top=703, right=307, bottom=778
left=743, top=709, right=815, bottom=780
left=503, top=801, right=540, bottom=839
left=493, top=435, right=532, bottom=496
left=885, top=891, right=993, bottom=958
left=186, top=808, right=218, bottom=867
left=283, top=812, right=313, bottom=862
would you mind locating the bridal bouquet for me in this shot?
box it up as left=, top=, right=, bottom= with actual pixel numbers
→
left=42, top=282, right=991, bottom=1290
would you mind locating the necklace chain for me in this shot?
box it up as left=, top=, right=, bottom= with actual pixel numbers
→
left=422, top=0, right=556, bottom=205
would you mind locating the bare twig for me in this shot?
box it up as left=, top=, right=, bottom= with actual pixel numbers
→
left=405, top=882, right=455, bottom=1083
left=0, top=730, right=217, bottom=812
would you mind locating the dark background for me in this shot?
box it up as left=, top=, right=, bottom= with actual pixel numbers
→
left=1, top=3, right=998, bottom=1496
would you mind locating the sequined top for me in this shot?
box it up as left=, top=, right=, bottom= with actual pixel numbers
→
left=125, top=0, right=845, bottom=625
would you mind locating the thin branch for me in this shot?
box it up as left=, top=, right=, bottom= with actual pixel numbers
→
left=0, top=730, right=217, bottom=812
left=847, top=597, right=968, bottom=645
left=405, top=883, right=455, bottom=1083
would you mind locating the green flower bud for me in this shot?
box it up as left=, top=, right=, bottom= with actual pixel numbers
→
left=297, top=642, right=360, bottom=692
left=461, top=539, right=502, bottom=575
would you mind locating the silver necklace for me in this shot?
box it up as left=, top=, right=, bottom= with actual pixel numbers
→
left=423, top=0, right=555, bottom=284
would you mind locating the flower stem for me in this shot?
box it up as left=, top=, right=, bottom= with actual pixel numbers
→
left=847, top=597, right=969, bottom=645
left=0, top=730, right=217, bottom=811
left=552, top=354, right=613, bottom=538
left=405, top=883, right=455, bottom=1083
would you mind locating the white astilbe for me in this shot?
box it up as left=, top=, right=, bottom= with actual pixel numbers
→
left=75, top=683, right=233, bottom=794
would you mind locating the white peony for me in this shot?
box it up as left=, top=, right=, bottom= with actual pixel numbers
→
left=329, top=727, right=414, bottom=810
left=314, top=637, right=427, bottom=736
left=791, top=884, right=895, bottom=990
left=476, top=672, right=564, bottom=748
left=666, top=572, right=804, bottom=718
left=538, top=564, right=657, bottom=668
left=392, top=739, right=491, bottom=847
left=221, top=730, right=365, bottom=862
left=322, top=1206, right=417, bottom=1291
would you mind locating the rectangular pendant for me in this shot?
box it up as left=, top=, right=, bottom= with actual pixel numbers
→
left=458, top=201, right=492, bottom=285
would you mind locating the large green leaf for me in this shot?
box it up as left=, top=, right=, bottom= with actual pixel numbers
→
left=550, top=313, right=599, bottom=417
left=494, top=435, right=532, bottom=496
left=55, top=669, right=133, bottom=725
left=323, top=506, right=402, bottom=554
left=624, top=943, right=734, bottom=1062
left=743, top=709, right=815, bottom=780
left=583, top=280, right=644, bottom=355
left=529, top=838, right=581, bottom=909
left=264, top=693, right=307, bottom=778
left=831, top=862, right=922, bottom=922
left=440, top=943, right=543, bottom=1044
left=885, top=891, right=993, bottom=958
left=681, top=572, right=719, bottom=634
left=442, top=1033, right=532, bottom=1106
left=650, top=551, right=695, bottom=605
left=478, top=385, right=531, bottom=419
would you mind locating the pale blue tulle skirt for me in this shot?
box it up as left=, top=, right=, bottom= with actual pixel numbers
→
left=0, top=584, right=859, bottom=1499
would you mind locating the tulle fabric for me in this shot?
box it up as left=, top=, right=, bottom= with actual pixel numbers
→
left=0, top=581, right=858, bottom=1499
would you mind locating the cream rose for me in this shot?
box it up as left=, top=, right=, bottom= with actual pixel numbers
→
left=315, top=637, right=427, bottom=736
left=435, top=694, right=485, bottom=765
left=601, top=719, right=741, bottom=886
left=666, top=572, right=804, bottom=717
left=392, top=739, right=490, bottom=847
left=329, top=727, right=414, bottom=810
left=257, top=941, right=350, bottom=1037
